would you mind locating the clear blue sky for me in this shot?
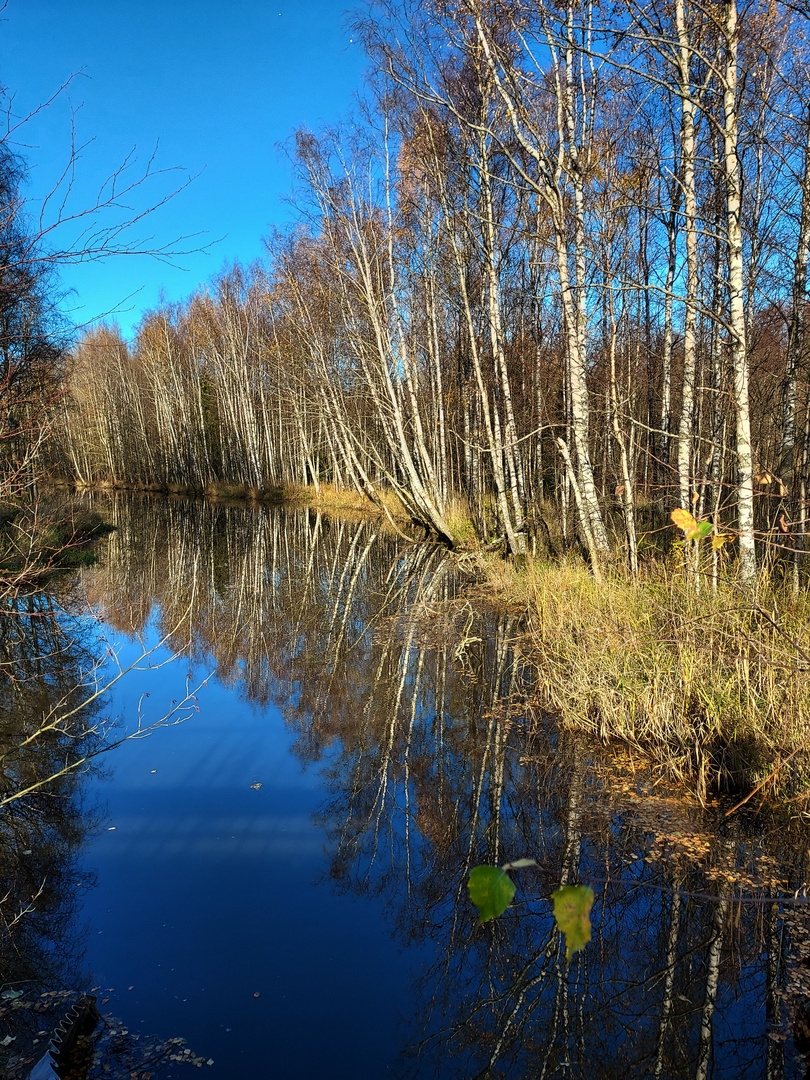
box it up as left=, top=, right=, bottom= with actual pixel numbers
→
left=0, top=0, right=369, bottom=338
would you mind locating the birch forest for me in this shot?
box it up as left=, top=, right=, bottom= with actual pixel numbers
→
left=52, top=0, right=810, bottom=581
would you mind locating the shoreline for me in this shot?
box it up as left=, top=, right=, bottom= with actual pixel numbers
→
left=49, top=479, right=810, bottom=809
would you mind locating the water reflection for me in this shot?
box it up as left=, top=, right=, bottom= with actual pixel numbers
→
left=22, top=495, right=810, bottom=1076
left=0, top=582, right=105, bottom=1074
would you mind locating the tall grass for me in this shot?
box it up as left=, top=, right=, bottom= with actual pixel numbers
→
left=482, top=556, right=810, bottom=803
left=443, top=495, right=478, bottom=549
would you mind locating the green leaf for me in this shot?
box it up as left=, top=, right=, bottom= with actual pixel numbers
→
left=686, top=520, right=713, bottom=542
left=468, top=865, right=516, bottom=926
left=551, top=884, right=595, bottom=962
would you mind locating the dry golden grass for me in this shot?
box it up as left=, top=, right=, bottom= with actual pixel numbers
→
left=480, top=554, right=810, bottom=803
left=442, top=495, right=478, bottom=549
left=307, top=482, right=410, bottom=520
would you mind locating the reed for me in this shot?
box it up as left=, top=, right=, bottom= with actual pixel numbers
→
left=482, top=555, right=810, bottom=802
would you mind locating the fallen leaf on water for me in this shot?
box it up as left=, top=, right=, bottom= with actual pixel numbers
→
left=253, top=992, right=260, bottom=998
left=249, top=782, right=262, bottom=789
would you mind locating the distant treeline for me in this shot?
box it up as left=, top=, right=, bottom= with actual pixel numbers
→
left=51, top=0, right=810, bottom=581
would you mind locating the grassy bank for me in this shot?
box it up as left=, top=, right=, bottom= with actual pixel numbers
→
left=58, top=476, right=413, bottom=517
left=480, top=554, right=810, bottom=805
left=62, top=476, right=311, bottom=502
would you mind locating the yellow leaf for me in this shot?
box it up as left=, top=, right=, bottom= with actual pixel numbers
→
left=551, top=885, right=595, bottom=962
left=671, top=508, right=698, bottom=534
left=711, top=532, right=734, bottom=550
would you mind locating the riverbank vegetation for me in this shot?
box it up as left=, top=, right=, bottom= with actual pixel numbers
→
left=476, top=552, right=810, bottom=803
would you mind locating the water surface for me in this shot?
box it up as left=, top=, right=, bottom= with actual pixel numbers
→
left=4, top=494, right=810, bottom=1079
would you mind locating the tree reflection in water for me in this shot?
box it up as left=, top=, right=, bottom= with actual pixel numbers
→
left=0, top=549, right=201, bottom=1076
left=74, top=494, right=810, bottom=1076
left=0, top=582, right=103, bottom=1070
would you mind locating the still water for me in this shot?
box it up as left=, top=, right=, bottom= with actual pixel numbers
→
left=4, top=494, right=810, bottom=1079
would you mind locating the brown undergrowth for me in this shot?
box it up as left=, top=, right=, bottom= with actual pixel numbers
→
left=479, top=554, right=810, bottom=804
left=55, top=477, right=413, bottom=521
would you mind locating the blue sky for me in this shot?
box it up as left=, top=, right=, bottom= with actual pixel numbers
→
left=0, top=0, right=369, bottom=338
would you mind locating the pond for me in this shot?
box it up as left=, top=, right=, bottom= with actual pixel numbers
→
left=2, top=493, right=810, bottom=1079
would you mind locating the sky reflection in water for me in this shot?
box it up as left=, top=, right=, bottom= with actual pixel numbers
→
left=77, top=628, right=415, bottom=1080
